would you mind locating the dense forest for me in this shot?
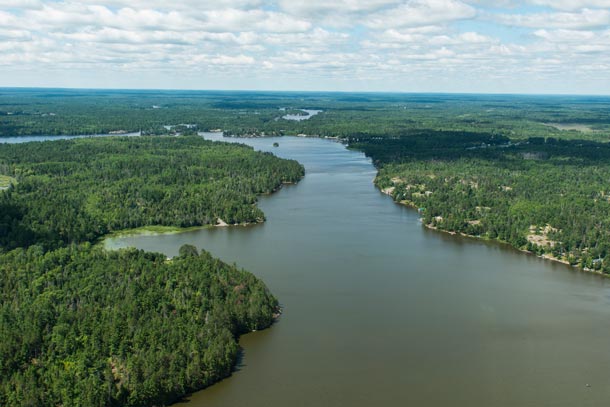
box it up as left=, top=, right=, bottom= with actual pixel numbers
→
left=0, top=136, right=304, bottom=250
left=0, top=133, right=303, bottom=405
left=2, top=88, right=610, bottom=142
left=0, top=243, right=278, bottom=406
left=362, top=133, right=610, bottom=273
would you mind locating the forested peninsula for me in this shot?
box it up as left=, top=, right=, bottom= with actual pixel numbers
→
left=0, top=136, right=304, bottom=250
left=0, top=135, right=303, bottom=406
left=356, top=133, right=610, bottom=273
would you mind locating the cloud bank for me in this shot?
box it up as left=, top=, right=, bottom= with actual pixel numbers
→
left=0, top=0, right=609, bottom=94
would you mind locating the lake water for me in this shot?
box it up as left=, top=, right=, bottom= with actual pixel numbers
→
left=103, top=134, right=610, bottom=406
left=0, top=132, right=140, bottom=144
left=282, top=109, right=322, bottom=121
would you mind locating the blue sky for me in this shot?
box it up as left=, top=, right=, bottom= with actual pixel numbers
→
left=1, top=0, right=609, bottom=94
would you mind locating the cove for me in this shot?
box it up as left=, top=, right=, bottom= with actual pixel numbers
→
left=105, top=134, right=610, bottom=406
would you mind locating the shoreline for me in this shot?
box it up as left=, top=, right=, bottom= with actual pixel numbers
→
left=224, top=132, right=609, bottom=280
left=101, top=220, right=263, bottom=245
left=102, top=181, right=302, bottom=245
left=378, top=185, right=608, bottom=278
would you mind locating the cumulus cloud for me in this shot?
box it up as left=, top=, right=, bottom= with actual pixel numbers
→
left=0, top=0, right=609, bottom=93
left=278, top=0, right=402, bottom=16
left=364, top=0, right=477, bottom=29
left=528, top=0, right=610, bottom=10
left=0, top=0, right=42, bottom=8
left=496, top=8, right=610, bottom=29
left=0, top=9, right=20, bottom=27
left=19, top=3, right=312, bottom=33
left=0, top=28, right=31, bottom=40
left=207, top=54, right=256, bottom=65
left=73, top=0, right=263, bottom=11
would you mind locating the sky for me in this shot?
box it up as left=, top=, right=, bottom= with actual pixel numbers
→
left=1, top=0, right=609, bottom=94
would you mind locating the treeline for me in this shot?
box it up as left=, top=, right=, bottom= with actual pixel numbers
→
left=2, top=89, right=609, bottom=142
left=363, top=133, right=610, bottom=272
left=0, top=136, right=304, bottom=250
left=0, top=244, right=278, bottom=406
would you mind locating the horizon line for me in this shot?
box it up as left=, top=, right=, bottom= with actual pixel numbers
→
left=1, top=86, right=609, bottom=98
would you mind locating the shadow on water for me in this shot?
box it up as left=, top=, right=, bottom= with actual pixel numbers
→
left=174, top=348, right=248, bottom=405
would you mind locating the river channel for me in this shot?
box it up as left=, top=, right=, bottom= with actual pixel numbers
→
left=102, top=134, right=610, bottom=407
left=99, top=134, right=610, bottom=406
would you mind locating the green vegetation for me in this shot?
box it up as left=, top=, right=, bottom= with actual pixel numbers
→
left=361, top=133, right=610, bottom=272
left=3, top=88, right=610, bottom=273
left=0, top=174, right=16, bottom=189
left=0, top=133, right=303, bottom=405
left=102, top=225, right=210, bottom=239
left=0, top=243, right=278, bottom=406
left=0, top=135, right=304, bottom=250
left=2, top=89, right=609, bottom=141
left=3, top=89, right=610, bottom=407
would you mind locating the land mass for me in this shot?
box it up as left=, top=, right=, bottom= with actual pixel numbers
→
left=3, top=89, right=610, bottom=405
left=361, top=132, right=610, bottom=274
left=0, top=135, right=303, bottom=406
left=0, top=135, right=303, bottom=250
left=0, top=243, right=279, bottom=406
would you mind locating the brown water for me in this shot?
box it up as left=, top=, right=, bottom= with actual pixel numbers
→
left=106, top=134, right=610, bottom=407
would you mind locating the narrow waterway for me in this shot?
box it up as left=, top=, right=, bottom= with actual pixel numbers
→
left=104, top=134, right=610, bottom=406
left=0, top=132, right=140, bottom=144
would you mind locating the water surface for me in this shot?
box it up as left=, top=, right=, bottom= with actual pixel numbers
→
left=0, top=132, right=140, bottom=144
left=281, top=109, right=322, bottom=121
left=105, top=134, right=610, bottom=406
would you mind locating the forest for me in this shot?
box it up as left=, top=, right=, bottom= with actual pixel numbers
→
left=0, top=133, right=303, bottom=406
left=0, top=243, right=278, bottom=406
left=0, top=135, right=304, bottom=250
left=363, top=133, right=610, bottom=272
left=2, top=88, right=610, bottom=142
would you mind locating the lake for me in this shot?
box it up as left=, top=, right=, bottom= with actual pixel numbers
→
left=0, top=132, right=140, bottom=144
left=281, top=109, right=322, bottom=121
left=103, top=134, right=610, bottom=406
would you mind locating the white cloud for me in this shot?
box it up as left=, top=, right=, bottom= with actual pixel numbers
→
left=207, top=54, right=255, bottom=65
left=0, top=28, right=31, bottom=40
left=0, top=0, right=609, bottom=93
left=20, top=4, right=311, bottom=34
left=0, top=9, right=20, bottom=26
left=533, top=28, right=597, bottom=42
left=528, top=0, right=610, bottom=10
left=0, top=0, right=42, bottom=8
left=76, top=0, right=263, bottom=11
left=196, top=9, right=311, bottom=33
left=278, top=0, right=401, bottom=16
left=365, top=0, right=477, bottom=29
left=496, top=8, right=610, bottom=29
left=532, top=29, right=610, bottom=54
left=364, top=28, right=496, bottom=49
left=274, top=0, right=404, bottom=27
